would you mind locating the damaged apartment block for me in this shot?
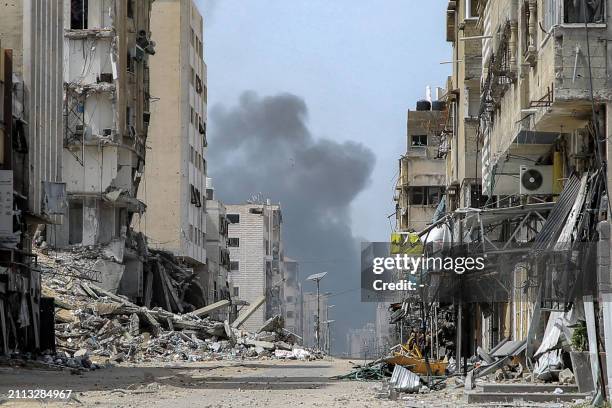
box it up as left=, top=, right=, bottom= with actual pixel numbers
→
left=386, top=0, right=612, bottom=402
left=48, top=1, right=155, bottom=296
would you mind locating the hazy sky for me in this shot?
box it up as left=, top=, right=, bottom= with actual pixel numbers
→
left=198, top=0, right=450, bottom=240
left=196, top=0, right=451, bottom=336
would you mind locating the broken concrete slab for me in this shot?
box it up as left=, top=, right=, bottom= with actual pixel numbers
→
left=192, top=300, right=231, bottom=317
left=93, top=259, right=125, bottom=294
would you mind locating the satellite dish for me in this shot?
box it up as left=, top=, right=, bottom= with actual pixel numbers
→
left=521, top=169, right=543, bottom=191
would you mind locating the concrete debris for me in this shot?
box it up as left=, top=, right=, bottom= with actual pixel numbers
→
left=558, top=368, right=575, bottom=385
left=41, top=274, right=321, bottom=366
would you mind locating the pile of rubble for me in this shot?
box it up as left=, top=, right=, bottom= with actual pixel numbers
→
left=41, top=274, right=320, bottom=366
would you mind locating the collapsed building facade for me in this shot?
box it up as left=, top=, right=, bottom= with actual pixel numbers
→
left=391, top=0, right=612, bottom=399
left=42, top=1, right=156, bottom=297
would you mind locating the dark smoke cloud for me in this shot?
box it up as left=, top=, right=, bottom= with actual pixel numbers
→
left=208, top=91, right=376, bottom=350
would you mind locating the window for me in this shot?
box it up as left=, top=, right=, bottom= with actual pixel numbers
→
left=190, top=185, right=202, bottom=207
left=286, top=311, right=295, bottom=318
left=71, top=0, right=88, bottom=29
left=189, top=224, right=194, bottom=242
left=190, top=67, right=195, bottom=86
left=409, top=186, right=444, bottom=206
left=127, top=0, right=134, bottom=19
left=286, top=296, right=294, bottom=303
left=465, top=0, right=479, bottom=19
left=230, top=261, right=239, bottom=272
left=564, top=0, right=604, bottom=23
left=190, top=28, right=195, bottom=46
left=190, top=107, right=194, bottom=124
left=233, top=286, right=239, bottom=297
left=228, top=237, right=240, bottom=247
left=428, top=187, right=443, bottom=206
left=196, top=75, right=203, bottom=94
left=206, top=188, right=214, bottom=200
left=227, top=214, right=240, bottom=224
left=411, top=134, right=428, bottom=147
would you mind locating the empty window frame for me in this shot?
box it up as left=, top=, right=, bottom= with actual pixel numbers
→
left=227, top=214, right=240, bottom=224
left=230, top=261, right=239, bottom=272
left=233, top=286, right=239, bottom=297
left=411, top=134, right=428, bottom=147
left=71, top=0, right=88, bottom=29
left=228, top=237, right=240, bottom=247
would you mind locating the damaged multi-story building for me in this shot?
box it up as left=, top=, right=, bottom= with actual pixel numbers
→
left=43, top=1, right=156, bottom=296
left=395, top=96, right=447, bottom=232
left=388, top=0, right=612, bottom=398
left=226, top=201, right=285, bottom=332
left=204, top=178, right=231, bottom=320
left=132, top=0, right=209, bottom=301
left=0, top=1, right=66, bottom=354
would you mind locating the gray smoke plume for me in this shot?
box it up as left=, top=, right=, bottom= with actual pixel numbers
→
left=208, top=91, right=376, bottom=350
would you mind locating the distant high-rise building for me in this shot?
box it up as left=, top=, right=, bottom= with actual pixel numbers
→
left=226, top=202, right=284, bottom=332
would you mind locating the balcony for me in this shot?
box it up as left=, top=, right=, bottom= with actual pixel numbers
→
left=528, top=24, right=608, bottom=133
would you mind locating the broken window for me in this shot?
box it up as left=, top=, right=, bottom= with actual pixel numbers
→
left=409, top=187, right=426, bottom=205
left=71, top=0, right=88, bottom=29
left=230, top=261, right=239, bottom=272
left=228, top=237, right=240, bottom=247
left=227, top=214, right=240, bottom=224
left=565, top=0, right=604, bottom=23
left=411, top=134, right=428, bottom=147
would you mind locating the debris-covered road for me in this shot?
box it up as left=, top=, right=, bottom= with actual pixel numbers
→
left=0, top=359, right=407, bottom=408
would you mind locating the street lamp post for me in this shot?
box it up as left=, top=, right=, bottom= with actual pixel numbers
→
left=306, top=272, right=327, bottom=351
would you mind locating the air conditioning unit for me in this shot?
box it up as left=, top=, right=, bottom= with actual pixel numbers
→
left=520, top=165, right=553, bottom=195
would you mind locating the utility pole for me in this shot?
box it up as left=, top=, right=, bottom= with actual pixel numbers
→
left=306, top=272, right=327, bottom=351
